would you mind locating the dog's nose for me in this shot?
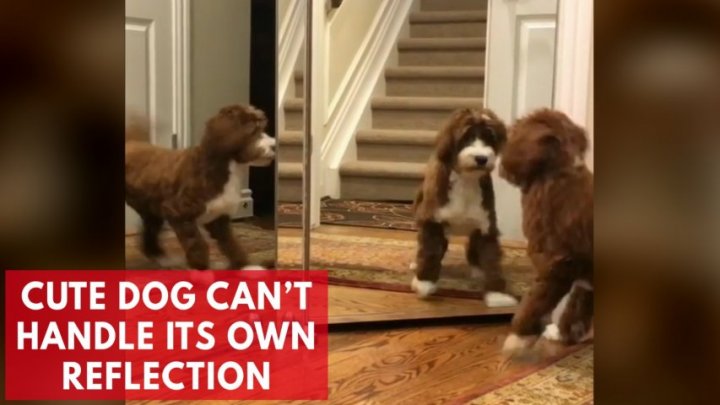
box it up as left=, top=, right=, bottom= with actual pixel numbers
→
left=474, top=156, right=488, bottom=166
left=270, top=144, right=276, bottom=153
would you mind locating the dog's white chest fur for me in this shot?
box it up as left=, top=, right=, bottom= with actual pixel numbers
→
left=434, top=172, right=490, bottom=235
left=198, top=162, right=243, bottom=224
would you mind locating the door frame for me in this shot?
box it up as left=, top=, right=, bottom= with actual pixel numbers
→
left=171, top=0, right=192, bottom=149
left=553, top=0, right=593, bottom=169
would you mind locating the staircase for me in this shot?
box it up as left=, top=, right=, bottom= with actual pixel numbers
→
left=278, top=71, right=304, bottom=202
left=340, top=0, right=487, bottom=201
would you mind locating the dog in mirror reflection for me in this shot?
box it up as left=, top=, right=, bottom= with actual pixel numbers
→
left=411, top=108, right=519, bottom=308
left=499, top=108, right=593, bottom=353
left=125, top=104, right=276, bottom=277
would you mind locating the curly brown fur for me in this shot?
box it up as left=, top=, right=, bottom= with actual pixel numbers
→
left=500, top=108, right=593, bottom=349
left=125, top=104, right=275, bottom=270
left=410, top=108, right=517, bottom=306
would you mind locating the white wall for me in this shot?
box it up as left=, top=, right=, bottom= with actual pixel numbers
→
left=190, top=0, right=252, bottom=143
left=279, top=0, right=292, bottom=22
left=326, top=0, right=384, bottom=102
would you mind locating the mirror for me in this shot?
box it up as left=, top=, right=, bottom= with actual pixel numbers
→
left=276, top=0, right=308, bottom=269
left=125, top=0, right=277, bottom=272
left=295, top=0, right=560, bottom=322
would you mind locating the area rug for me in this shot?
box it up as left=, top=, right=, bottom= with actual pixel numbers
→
left=277, top=232, right=534, bottom=299
left=278, top=199, right=416, bottom=230
left=456, top=345, right=594, bottom=405
left=125, top=222, right=276, bottom=269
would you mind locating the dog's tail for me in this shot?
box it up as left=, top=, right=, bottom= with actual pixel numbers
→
left=125, top=114, right=151, bottom=143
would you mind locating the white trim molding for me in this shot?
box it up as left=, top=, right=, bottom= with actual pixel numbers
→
left=278, top=0, right=306, bottom=110
left=554, top=0, right=593, bottom=169
left=319, top=0, right=414, bottom=197
left=171, top=0, right=191, bottom=148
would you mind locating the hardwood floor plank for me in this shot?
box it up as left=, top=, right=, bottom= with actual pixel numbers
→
left=328, top=285, right=514, bottom=324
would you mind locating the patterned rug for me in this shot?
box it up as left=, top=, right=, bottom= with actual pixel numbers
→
left=278, top=232, right=534, bottom=299
left=456, top=345, right=594, bottom=405
left=278, top=199, right=416, bottom=230
left=125, top=221, right=276, bottom=269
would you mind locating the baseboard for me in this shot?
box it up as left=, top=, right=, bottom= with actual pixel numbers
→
left=320, top=0, right=414, bottom=197
left=232, top=188, right=254, bottom=219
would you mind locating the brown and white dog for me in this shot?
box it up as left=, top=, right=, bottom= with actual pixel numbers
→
left=499, top=109, right=593, bottom=352
left=125, top=104, right=276, bottom=271
left=411, top=108, right=519, bottom=308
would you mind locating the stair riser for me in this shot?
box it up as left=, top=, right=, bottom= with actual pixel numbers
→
left=421, top=0, right=487, bottom=11
left=278, top=177, right=303, bottom=203
left=284, top=109, right=304, bottom=131
left=357, top=143, right=433, bottom=163
left=340, top=176, right=421, bottom=202
left=279, top=144, right=303, bottom=162
left=294, top=78, right=304, bottom=98
left=386, top=77, right=484, bottom=97
left=410, top=21, right=487, bottom=38
left=373, top=108, right=462, bottom=130
left=399, top=49, right=485, bottom=66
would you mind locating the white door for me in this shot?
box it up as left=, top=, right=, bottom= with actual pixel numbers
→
left=485, top=0, right=559, bottom=241
left=125, top=0, right=176, bottom=234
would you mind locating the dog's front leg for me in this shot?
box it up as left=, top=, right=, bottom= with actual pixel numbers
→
left=168, top=219, right=210, bottom=270
left=204, top=215, right=248, bottom=269
left=556, top=283, right=594, bottom=344
left=411, top=221, right=447, bottom=298
left=503, top=256, right=574, bottom=354
left=467, top=230, right=518, bottom=308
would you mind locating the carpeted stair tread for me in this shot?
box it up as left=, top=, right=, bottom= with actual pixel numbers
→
left=421, top=0, right=488, bottom=11
left=278, top=162, right=303, bottom=178
left=372, top=96, right=484, bottom=110
left=385, top=66, right=484, bottom=78
left=356, top=129, right=437, bottom=145
left=340, top=160, right=426, bottom=179
left=284, top=97, right=303, bottom=110
left=398, top=37, right=486, bottom=50
left=410, top=10, right=487, bottom=23
left=280, top=130, right=303, bottom=145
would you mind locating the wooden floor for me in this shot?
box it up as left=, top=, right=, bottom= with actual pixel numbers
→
left=138, top=321, right=580, bottom=405
left=328, top=285, right=513, bottom=324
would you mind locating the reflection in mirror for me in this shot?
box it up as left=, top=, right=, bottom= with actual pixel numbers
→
left=300, top=0, right=559, bottom=323
left=124, top=0, right=277, bottom=272
left=275, top=0, right=307, bottom=269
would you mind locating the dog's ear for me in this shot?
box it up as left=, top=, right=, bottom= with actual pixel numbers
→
left=436, top=108, right=470, bottom=164
left=539, top=133, right=566, bottom=167
left=435, top=130, right=455, bottom=164
left=240, top=106, right=267, bottom=134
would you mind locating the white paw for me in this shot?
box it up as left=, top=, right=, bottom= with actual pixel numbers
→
left=484, top=291, right=519, bottom=307
left=411, top=276, right=437, bottom=298
left=502, top=333, right=535, bottom=354
left=469, top=266, right=484, bottom=280
left=153, top=255, right=184, bottom=268
left=409, top=261, right=417, bottom=271
left=542, top=323, right=562, bottom=341
left=242, top=265, right=267, bottom=271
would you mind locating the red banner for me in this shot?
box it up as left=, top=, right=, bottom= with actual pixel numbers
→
left=5, top=270, right=328, bottom=401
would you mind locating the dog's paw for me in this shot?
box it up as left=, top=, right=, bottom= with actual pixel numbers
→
left=469, top=266, right=485, bottom=280
left=484, top=291, right=519, bottom=307
left=502, top=333, right=536, bottom=356
left=409, top=261, right=417, bottom=271
left=152, top=255, right=185, bottom=269
left=411, top=276, right=437, bottom=298
left=542, top=323, right=562, bottom=341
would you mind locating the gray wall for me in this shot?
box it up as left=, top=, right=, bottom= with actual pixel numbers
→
left=190, top=0, right=252, bottom=144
